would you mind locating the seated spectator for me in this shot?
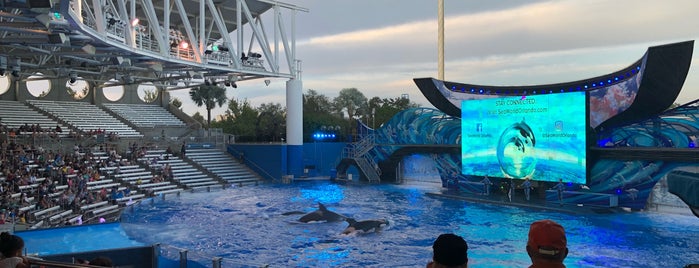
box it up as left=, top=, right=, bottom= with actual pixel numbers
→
left=0, top=232, right=30, bottom=268
left=427, top=233, right=468, bottom=268
left=526, top=219, right=568, bottom=268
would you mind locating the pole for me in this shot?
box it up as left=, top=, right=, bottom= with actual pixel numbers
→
left=438, top=0, right=444, bottom=80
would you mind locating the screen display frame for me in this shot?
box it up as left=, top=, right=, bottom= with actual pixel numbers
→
left=460, top=92, right=588, bottom=184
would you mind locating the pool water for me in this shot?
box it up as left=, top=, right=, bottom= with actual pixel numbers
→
left=17, top=181, right=699, bottom=267
left=118, top=181, right=698, bottom=267
left=18, top=223, right=144, bottom=256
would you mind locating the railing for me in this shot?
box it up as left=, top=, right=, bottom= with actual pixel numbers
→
left=227, top=147, right=274, bottom=182
left=341, top=134, right=381, bottom=182
left=28, top=258, right=106, bottom=268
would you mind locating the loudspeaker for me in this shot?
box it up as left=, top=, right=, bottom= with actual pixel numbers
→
left=48, top=33, right=68, bottom=45
left=28, top=0, right=51, bottom=8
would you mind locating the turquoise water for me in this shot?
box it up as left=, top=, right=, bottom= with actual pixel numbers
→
left=17, top=223, right=144, bottom=255
left=18, top=181, right=699, bottom=267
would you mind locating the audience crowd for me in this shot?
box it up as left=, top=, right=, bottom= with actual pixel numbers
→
left=0, top=133, right=165, bottom=227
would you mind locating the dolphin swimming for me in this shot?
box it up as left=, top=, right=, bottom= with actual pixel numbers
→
left=282, top=203, right=347, bottom=223
left=342, top=218, right=389, bottom=234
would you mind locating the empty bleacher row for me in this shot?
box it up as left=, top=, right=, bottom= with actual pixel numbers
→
left=27, top=100, right=143, bottom=138
left=0, top=100, right=70, bottom=136
left=102, top=103, right=186, bottom=128
left=186, top=148, right=260, bottom=186
left=139, top=149, right=224, bottom=192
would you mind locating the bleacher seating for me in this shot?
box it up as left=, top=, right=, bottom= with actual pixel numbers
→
left=186, top=148, right=261, bottom=186
left=26, top=100, right=143, bottom=138
left=102, top=103, right=186, bottom=128
left=139, top=149, right=222, bottom=190
left=0, top=100, right=69, bottom=135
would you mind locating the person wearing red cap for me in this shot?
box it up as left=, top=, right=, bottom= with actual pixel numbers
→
left=427, top=233, right=468, bottom=268
left=526, top=219, right=568, bottom=268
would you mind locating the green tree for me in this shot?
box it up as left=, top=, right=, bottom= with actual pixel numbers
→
left=191, top=112, right=205, bottom=126
left=373, top=96, right=420, bottom=128
left=189, top=85, right=227, bottom=134
left=333, top=88, right=367, bottom=119
left=256, top=102, right=286, bottom=142
left=170, top=97, right=182, bottom=110
left=143, top=89, right=158, bottom=103
left=223, top=98, right=259, bottom=141
left=333, top=88, right=367, bottom=139
left=304, top=89, right=346, bottom=141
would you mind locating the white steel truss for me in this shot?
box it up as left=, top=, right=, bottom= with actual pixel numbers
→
left=0, top=0, right=306, bottom=88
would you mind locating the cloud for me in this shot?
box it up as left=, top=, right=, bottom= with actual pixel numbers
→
left=197, top=0, right=698, bottom=119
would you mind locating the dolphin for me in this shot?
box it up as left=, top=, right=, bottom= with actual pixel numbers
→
left=342, top=218, right=389, bottom=234
left=283, top=203, right=347, bottom=223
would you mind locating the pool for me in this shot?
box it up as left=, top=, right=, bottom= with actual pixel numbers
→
left=20, top=181, right=699, bottom=267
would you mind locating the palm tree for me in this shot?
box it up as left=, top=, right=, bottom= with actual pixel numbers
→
left=189, top=85, right=227, bottom=136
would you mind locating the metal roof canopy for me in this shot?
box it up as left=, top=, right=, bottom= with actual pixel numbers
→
left=0, top=0, right=307, bottom=88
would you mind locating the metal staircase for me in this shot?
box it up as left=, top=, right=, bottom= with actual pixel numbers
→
left=343, top=134, right=381, bottom=182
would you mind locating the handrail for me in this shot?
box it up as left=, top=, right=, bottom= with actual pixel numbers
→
left=28, top=258, right=105, bottom=268
left=227, top=147, right=274, bottom=181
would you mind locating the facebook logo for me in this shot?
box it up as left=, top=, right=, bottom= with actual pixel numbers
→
left=476, top=123, right=483, bottom=132
left=555, top=121, right=563, bottom=131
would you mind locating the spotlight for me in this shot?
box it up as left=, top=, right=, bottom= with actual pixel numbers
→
left=131, top=18, right=139, bottom=27
left=180, top=41, right=189, bottom=49
left=10, top=66, right=19, bottom=78
left=69, top=71, right=77, bottom=84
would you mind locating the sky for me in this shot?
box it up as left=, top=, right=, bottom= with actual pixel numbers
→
left=172, top=0, right=699, bottom=119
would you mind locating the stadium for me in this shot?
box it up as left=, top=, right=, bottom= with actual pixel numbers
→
left=0, top=0, right=696, bottom=267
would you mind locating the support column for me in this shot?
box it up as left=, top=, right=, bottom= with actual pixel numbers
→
left=286, top=78, right=303, bottom=176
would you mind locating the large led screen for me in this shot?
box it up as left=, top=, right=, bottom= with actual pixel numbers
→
left=461, top=92, right=587, bottom=184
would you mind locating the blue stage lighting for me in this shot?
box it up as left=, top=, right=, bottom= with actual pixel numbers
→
left=607, top=79, right=612, bottom=83
left=689, top=141, right=695, bottom=148
left=599, top=81, right=604, bottom=86
left=533, top=90, right=537, bottom=94
left=614, top=77, right=619, bottom=81
left=470, top=88, right=475, bottom=93
left=479, top=89, right=483, bottom=94
left=632, top=69, right=637, bottom=74
left=584, top=85, right=589, bottom=89
left=451, top=86, right=456, bottom=90
left=615, top=189, right=623, bottom=195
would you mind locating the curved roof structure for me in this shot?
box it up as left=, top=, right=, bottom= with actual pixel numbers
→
left=414, top=40, right=694, bottom=130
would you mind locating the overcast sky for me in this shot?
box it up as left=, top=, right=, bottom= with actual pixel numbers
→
left=173, top=0, right=699, bottom=118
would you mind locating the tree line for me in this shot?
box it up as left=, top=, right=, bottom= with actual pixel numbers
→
left=175, top=86, right=420, bottom=142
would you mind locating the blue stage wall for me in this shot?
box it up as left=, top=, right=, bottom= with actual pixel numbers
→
left=227, top=142, right=347, bottom=181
